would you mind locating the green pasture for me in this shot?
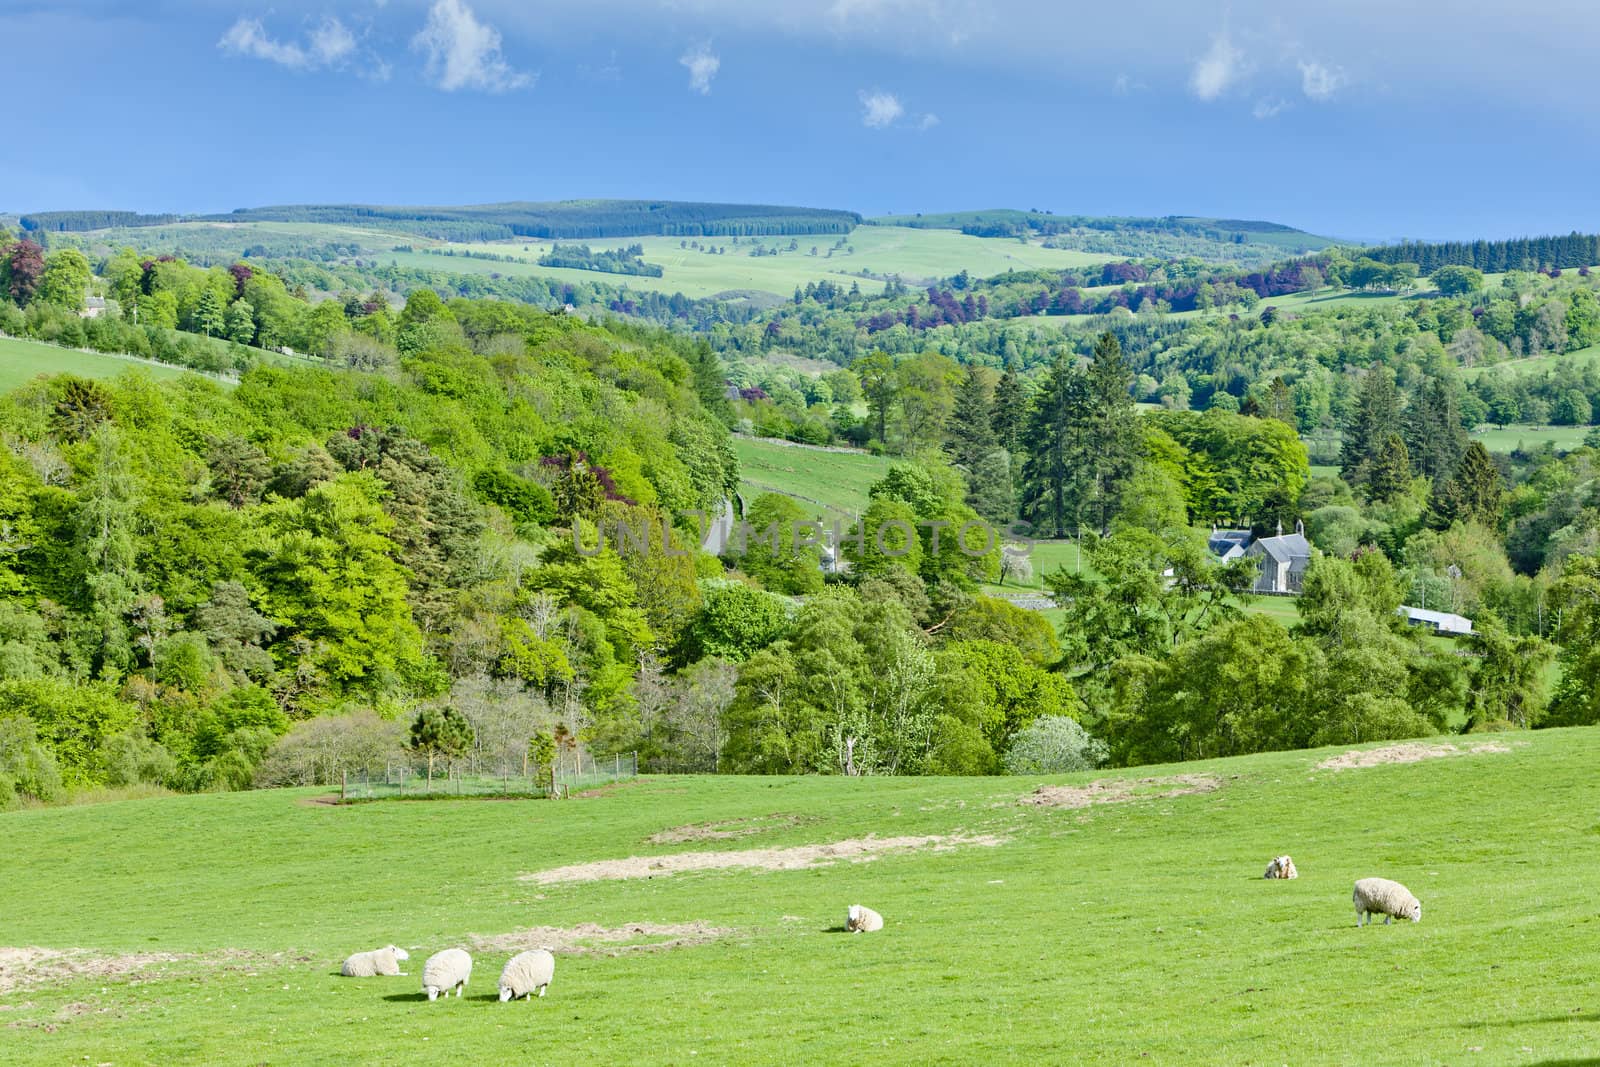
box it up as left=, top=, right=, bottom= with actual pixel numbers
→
left=5, top=728, right=1600, bottom=1063
left=731, top=436, right=892, bottom=523
left=0, top=336, right=194, bottom=392
left=1470, top=423, right=1593, bottom=453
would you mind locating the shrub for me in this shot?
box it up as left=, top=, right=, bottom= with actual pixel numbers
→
left=254, top=710, right=406, bottom=787
left=0, top=715, right=65, bottom=807
left=97, top=731, right=177, bottom=787
left=1002, top=716, right=1107, bottom=774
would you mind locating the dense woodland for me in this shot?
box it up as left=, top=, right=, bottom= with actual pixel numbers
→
left=5, top=221, right=1600, bottom=809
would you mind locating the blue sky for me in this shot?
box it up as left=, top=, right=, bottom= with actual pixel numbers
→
left=3, top=0, right=1598, bottom=241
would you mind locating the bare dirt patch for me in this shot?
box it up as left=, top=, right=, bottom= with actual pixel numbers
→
left=1315, top=741, right=1512, bottom=772
left=1020, top=774, right=1223, bottom=810
left=647, top=813, right=807, bottom=845
left=0, top=947, right=189, bottom=996
left=470, top=921, right=732, bottom=956
left=520, top=833, right=1007, bottom=885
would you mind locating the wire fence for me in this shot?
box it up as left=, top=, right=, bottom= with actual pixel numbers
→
left=335, top=751, right=638, bottom=802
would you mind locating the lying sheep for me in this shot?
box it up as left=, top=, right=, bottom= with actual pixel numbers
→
left=499, top=950, right=555, bottom=1001
left=845, top=904, right=883, bottom=933
left=1353, top=877, right=1421, bottom=926
left=422, top=948, right=473, bottom=1000
left=1263, top=855, right=1298, bottom=880
left=341, top=944, right=410, bottom=977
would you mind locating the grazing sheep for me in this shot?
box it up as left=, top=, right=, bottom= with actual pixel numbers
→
left=845, top=904, right=883, bottom=933
left=422, top=949, right=473, bottom=1000
left=340, top=944, right=410, bottom=977
left=1353, top=877, right=1422, bottom=926
left=498, top=950, right=555, bottom=1001
left=1263, top=855, right=1298, bottom=880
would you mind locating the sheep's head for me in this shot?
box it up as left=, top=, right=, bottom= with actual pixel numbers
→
left=1408, top=900, right=1422, bottom=922
left=426, top=987, right=440, bottom=1001
left=392, top=946, right=410, bottom=961
left=500, top=987, right=513, bottom=1002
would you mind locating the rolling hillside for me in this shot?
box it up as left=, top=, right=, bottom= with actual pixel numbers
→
left=3, top=729, right=1598, bottom=1063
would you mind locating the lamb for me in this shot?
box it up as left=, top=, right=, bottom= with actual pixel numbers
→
left=1263, top=855, right=1298, bottom=880
left=1353, top=877, right=1421, bottom=926
left=340, top=944, right=410, bottom=977
left=498, top=950, right=555, bottom=1001
left=845, top=904, right=883, bottom=933
left=421, top=948, right=473, bottom=1000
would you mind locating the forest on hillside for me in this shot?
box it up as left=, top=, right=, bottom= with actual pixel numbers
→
left=3, top=224, right=1600, bottom=810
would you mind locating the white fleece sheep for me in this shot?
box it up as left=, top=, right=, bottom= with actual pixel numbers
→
left=340, top=944, right=410, bottom=977
left=845, top=904, right=883, bottom=933
left=1263, top=855, right=1298, bottom=880
left=498, top=950, right=555, bottom=1001
left=422, top=948, right=473, bottom=1000
left=1353, top=877, right=1421, bottom=926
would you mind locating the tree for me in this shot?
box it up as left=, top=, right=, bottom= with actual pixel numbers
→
left=0, top=240, right=46, bottom=305
left=1427, top=442, right=1503, bottom=529
left=207, top=435, right=271, bottom=508
left=1463, top=614, right=1553, bottom=729
left=37, top=248, right=92, bottom=310
left=1002, top=716, right=1106, bottom=773
left=1403, top=377, right=1468, bottom=483
left=191, top=287, right=226, bottom=337
left=853, top=352, right=896, bottom=446
left=990, top=367, right=1024, bottom=454
left=946, top=366, right=996, bottom=470
left=734, top=493, right=823, bottom=595
left=1019, top=355, right=1093, bottom=537
left=1431, top=265, right=1484, bottom=296
left=409, top=705, right=474, bottom=785
left=225, top=299, right=256, bottom=345
left=1082, top=331, right=1140, bottom=533
left=1340, top=367, right=1401, bottom=487
left=1367, top=433, right=1412, bottom=503
left=1543, top=554, right=1600, bottom=727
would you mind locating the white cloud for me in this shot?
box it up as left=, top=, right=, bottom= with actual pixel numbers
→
left=218, top=15, right=383, bottom=77
left=218, top=18, right=310, bottom=69
left=679, top=42, right=720, bottom=94
left=918, top=112, right=940, bottom=130
left=413, top=0, right=533, bottom=93
left=1252, top=96, right=1289, bottom=120
left=1189, top=31, right=1244, bottom=101
left=310, top=17, right=356, bottom=66
left=1298, top=59, right=1347, bottom=101
left=859, top=89, right=904, bottom=128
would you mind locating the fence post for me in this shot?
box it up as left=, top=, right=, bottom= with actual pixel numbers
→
left=340, top=768, right=346, bottom=803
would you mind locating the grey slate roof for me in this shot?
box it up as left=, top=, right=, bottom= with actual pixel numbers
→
left=1252, top=533, right=1311, bottom=564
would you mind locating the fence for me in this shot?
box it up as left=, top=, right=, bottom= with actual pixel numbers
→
left=335, top=751, right=638, bottom=802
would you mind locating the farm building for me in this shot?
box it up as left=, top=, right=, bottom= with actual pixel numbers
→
left=1208, top=522, right=1314, bottom=594
left=1207, top=528, right=1253, bottom=561
left=1397, top=605, right=1474, bottom=636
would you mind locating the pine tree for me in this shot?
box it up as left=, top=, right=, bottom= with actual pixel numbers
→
left=1083, top=332, right=1139, bottom=533
left=1019, top=356, right=1094, bottom=538
left=1267, top=376, right=1294, bottom=426
left=1367, top=433, right=1412, bottom=503
left=1340, top=367, right=1402, bottom=487
left=1403, top=377, right=1468, bottom=483
left=991, top=367, right=1024, bottom=454
left=1427, top=442, right=1503, bottom=529
left=946, top=366, right=996, bottom=470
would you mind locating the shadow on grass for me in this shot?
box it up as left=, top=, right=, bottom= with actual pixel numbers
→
left=822, top=925, right=854, bottom=934
left=1525, top=1060, right=1600, bottom=1067
left=1460, top=1012, right=1600, bottom=1028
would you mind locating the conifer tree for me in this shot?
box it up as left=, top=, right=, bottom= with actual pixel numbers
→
left=946, top=366, right=996, bottom=471
left=1340, top=367, right=1402, bottom=487
left=1367, top=433, right=1412, bottom=503
left=991, top=367, right=1024, bottom=454
left=1083, top=332, right=1139, bottom=533
left=1403, top=377, right=1468, bottom=483
left=1020, top=356, right=1093, bottom=538
left=1427, top=442, right=1503, bottom=529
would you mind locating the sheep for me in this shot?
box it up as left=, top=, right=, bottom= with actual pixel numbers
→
left=498, top=950, right=555, bottom=1001
left=421, top=948, right=473, bottom=1000
left=340, top=944, right=410, bottom=977
left=845, top=904, right=883, bottom=933
left=1353, top=877, right=1421, bottom=926
left=1263, top=855, right=1298, bottom=880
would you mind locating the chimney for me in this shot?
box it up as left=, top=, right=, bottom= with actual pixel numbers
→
left=1276, top=519, right=1283, bottom=537
left=1295, top=518, right=1304, bottom=536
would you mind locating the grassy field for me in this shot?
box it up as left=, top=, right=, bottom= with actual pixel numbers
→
left=1470, top=423, right=1593, bottom=453
left=6, top=728, right=1600, bottom=1063
left=731, top=436, right=892, bottom=523
left=1459, top=344, right=1600, bottom=382
left=80, top=220, right=1116, bottom=302
left=0, top=336, right=195, bottom=392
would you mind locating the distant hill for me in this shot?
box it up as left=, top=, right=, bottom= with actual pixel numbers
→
left=869, top=210, right=1332, bottom=264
